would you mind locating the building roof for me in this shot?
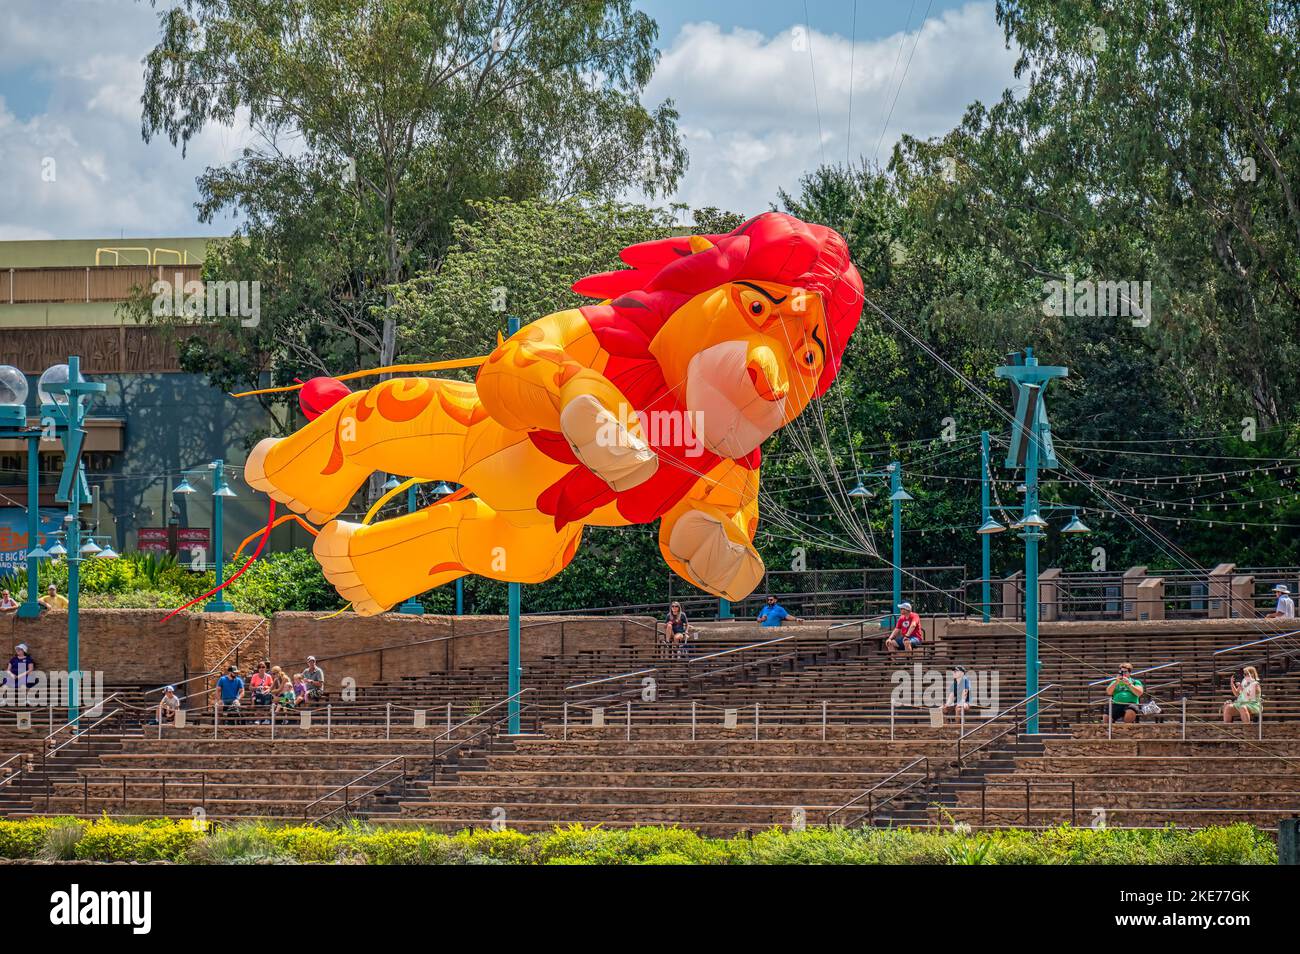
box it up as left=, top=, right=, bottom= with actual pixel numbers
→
left=0, top=238, right=212, bottom=269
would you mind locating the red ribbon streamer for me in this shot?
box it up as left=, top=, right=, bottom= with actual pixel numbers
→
left=160, top=499, right=277, bottom=622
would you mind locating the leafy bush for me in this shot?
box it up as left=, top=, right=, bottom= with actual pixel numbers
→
left=0, top=819, right=1277, bottom=864
left=73, top=817, right=205, bottom=862
left=0, top=818, right=72, bottom=859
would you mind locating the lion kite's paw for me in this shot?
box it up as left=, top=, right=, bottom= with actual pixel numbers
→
left=245, top=437, right=336, bottom=524
left=666, top=509, right=764, bottom=601
left=314, top=520, right=392, bottom=617
left=559, top=394, right=659, bottom=491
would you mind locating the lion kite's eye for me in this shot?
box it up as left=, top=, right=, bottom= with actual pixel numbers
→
left=803, top=350, right=816, bottom=366
left=732, top=283, right=784, bottom=326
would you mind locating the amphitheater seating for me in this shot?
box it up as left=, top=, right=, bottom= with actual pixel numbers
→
left=3, top=619, right=1299, bottom=832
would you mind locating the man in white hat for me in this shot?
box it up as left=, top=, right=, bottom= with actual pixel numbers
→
left=1267, top=584, right=1295, bottom=619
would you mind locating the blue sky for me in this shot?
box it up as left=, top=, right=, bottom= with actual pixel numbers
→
left=0, top=0, right=1017, bottom=239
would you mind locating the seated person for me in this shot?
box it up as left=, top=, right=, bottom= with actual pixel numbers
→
left=1223, top=666, right=1262, bottom=724
left=664, top=602, right=694, bottom=655
left=943, top=666, right=971, bottom=718
left=155, top=686, right=182, bottom=725
left=1266, top=584, right=1295, bottom=619
left=6, top=643, right=35, bottom=691
left=216, top=666, right=244, bottom=712
left=272, top=666, right=296, bottom=710
left=38, top=584, right=68, bottom=611
left=1106, top=662, right=1144, bottom=724
left=248, top=661, right=274, bottom=706
left=0, top=589, right=18, bottom=613
left=757, top=595, right=797, bottom=627
left=302, top=656, right=326, bottom=701
left=293, top=673, right=309, bottom=705
left=884, top=602, right=923, bottom=654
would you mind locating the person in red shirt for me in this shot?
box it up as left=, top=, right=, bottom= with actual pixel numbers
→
left=884, top=602, right=923, bottom=655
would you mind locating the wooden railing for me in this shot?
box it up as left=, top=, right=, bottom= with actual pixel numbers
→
left=0, top=265, right=202, bottom=305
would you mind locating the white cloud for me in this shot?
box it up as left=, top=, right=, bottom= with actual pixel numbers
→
left=643, top=1, right=1019, bottom=216
left=0, top=0, right=251, bottom=240
left=0, top=0, right=1017, bottom=239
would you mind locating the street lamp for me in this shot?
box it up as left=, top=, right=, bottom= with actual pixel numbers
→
left=39, top=356, right=106, bottom=726
left=994, top=347, right=1068, bottom=734
left=174, top=459, right=236, bottom=612
left=396, top=482, right=427, bottom=616
left=858, top=461, right=911, bottom=623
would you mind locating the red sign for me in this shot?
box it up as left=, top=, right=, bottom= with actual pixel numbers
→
left=176, top=528, right=210, bottom=550
left=136, top=528, right=170, bottom=553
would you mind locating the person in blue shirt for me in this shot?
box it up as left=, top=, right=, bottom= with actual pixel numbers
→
left=757, top=595, right=797, bottom=627
left=216, top=666, right=244, bottom=712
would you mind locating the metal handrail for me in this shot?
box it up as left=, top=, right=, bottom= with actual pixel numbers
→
left=827, top=756, right=930, bottom=827
left=956, top=685, right=1058, bottom=766
left=304, top=755, right=407, bottom=821
left=1213, top=628, right=1300, bottom=656
left=434, top=688, right=533, bottom=743
left=565, top=669, right=658, bottom=692
left=688, top=630, right=808, bottom=663
left=958, top=699, right=1063, bottom=767
left=1085, top=660, right=1181, bottom=687
left=144, top=617, right=269, bottom=697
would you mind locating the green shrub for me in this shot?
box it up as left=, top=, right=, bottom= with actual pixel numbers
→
left=0, top=818, right=73, bottom=859
left=73, top=818, right=204, bottom=862
left=0, top=818, right=1277, bottom=864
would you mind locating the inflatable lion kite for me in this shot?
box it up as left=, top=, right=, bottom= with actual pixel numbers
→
left=245, top=212, right=864, bottom=615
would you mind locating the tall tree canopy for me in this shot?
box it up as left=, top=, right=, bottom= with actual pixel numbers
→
left=140, top=0, right=686, bottom=459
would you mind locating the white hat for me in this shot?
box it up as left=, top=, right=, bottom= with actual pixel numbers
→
left=1274, top=584, right=1291, bottom=594
left=898, top=602, right=912, bottom=611
left=15, top=643, right=27, bottom=652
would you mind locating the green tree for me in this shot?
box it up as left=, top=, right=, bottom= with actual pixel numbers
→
left=139, top=0, right=687, bottom=470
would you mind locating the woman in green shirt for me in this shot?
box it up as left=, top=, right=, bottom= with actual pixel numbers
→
left=1107, top=662, right=1144, bottom=724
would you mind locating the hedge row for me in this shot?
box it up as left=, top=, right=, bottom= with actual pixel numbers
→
left=0, top=818, right=1276, bottom=865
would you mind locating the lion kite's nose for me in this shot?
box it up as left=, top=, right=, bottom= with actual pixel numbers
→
left=746, top=345, right=788, bottom=402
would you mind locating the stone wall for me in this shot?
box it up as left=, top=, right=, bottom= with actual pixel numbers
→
left=0, top=609, right=653, bottom=691
left=269, top=613, right=654, bottom=686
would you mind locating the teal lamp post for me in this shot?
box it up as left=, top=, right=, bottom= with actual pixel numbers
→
left=0, top=365, right=44, bottom=619
left=505, top=315, right=523, bottom=734
left=994, top=348, right=1068, bottom=734
left=39, top=358, right=106, bottom=727
left=396, top=481, right=426, bottom=615
left=428, top=481, right=464, bottom=616
left=852, top=461, right=911, bottom=623
left=175, top=459, right=236, bottom=612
